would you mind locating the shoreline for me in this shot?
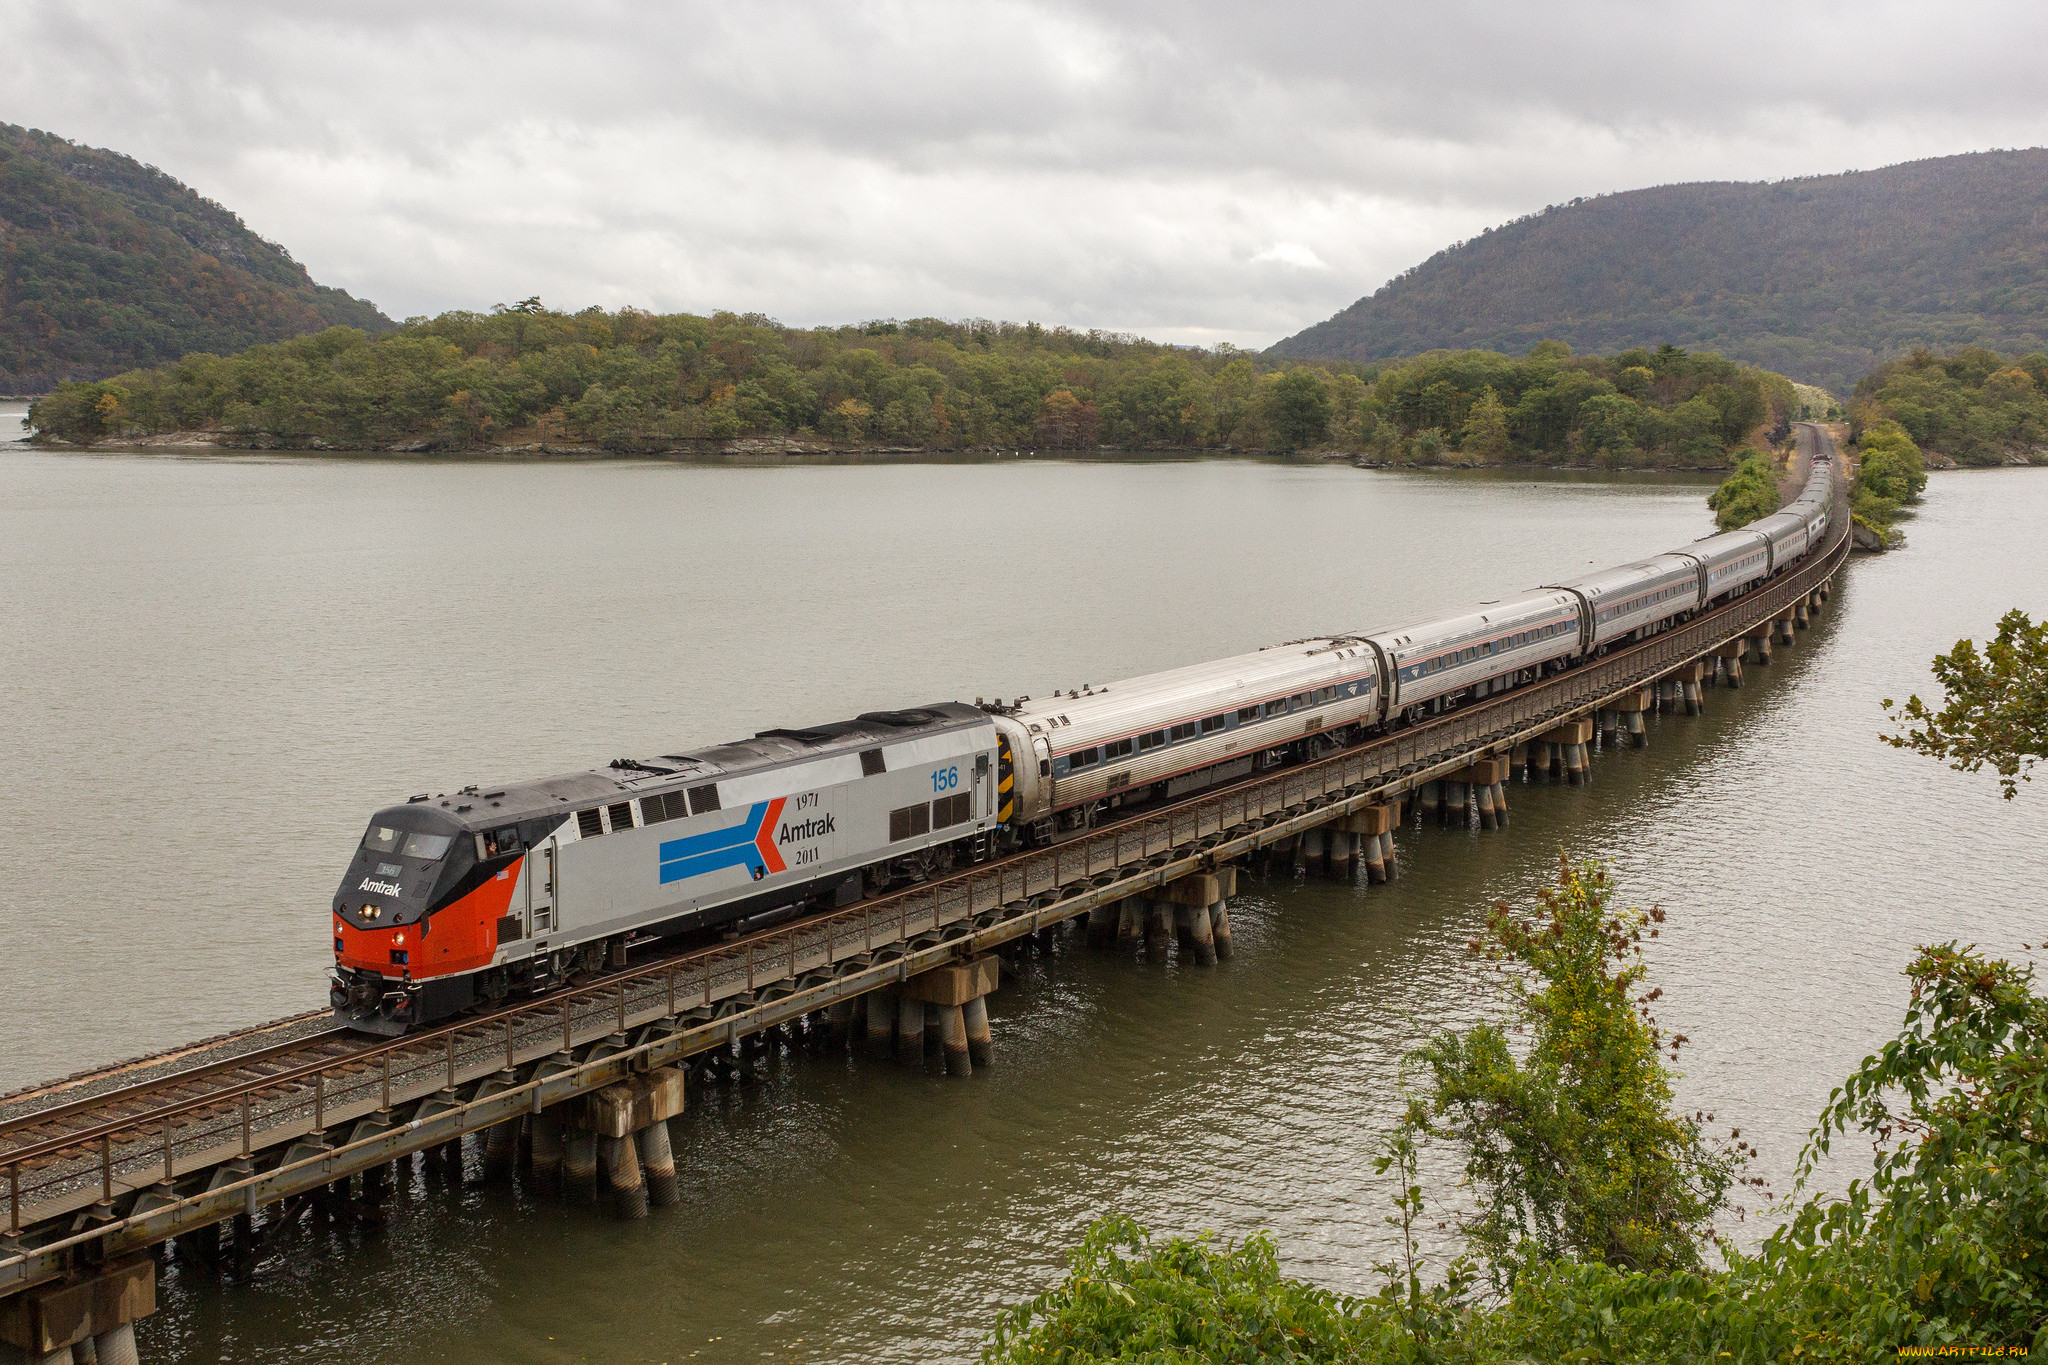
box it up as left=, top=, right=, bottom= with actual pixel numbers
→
left=18, top=428, right=1745, bottom=474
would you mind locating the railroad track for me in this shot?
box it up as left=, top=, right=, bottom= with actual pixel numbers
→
left=1, top=470, right=1852, bottom=1244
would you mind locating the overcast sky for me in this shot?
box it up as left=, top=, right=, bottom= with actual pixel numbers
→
left=6, top=1, right=2045, bottom=347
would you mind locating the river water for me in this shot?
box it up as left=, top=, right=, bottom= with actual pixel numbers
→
left=2, top=443, right=2042, bottom=1364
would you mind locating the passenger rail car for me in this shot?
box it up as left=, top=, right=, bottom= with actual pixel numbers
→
left=990, top=636, right=1385, bottom=843
left=1552, top=554, right=1706, bottom=653
left=1365, top=591, right=1583, bottom=721
left=331, top=447, right=1838, bottom=1032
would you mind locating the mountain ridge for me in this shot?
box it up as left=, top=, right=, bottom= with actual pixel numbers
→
left=1271, top=150, right=2048, bottom=394
left=0, top=123, right=391, bottom=393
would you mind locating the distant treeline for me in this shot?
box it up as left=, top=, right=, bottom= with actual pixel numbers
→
left=26, top=305, right=1791, bottom=465
left=1850, top=345, right=2048, bottom=466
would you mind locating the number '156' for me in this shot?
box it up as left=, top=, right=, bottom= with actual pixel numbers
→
left=931, top=766, right=958, bottom=792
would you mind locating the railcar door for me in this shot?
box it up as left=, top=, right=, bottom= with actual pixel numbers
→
left=529, top=838, right=557, bottom=939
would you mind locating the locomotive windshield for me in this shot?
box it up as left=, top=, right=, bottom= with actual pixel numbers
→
left=360, top=823, right=454, bottom=862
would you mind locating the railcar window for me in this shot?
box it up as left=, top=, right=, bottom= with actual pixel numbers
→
left=687, top=784, right=721, bottom=815
left=1236, top=706, right=1261, bottom=724
left=1200, top=714, right=1226, bottom=734
left=363, top=824, right=404, bottom=854
left=576, top=808, right=604, bottom=839
left=1139, top=730, right=1166, bottom=750
left=1067, top=747, right=1100, bottom=769
left=400, top=832, right=452, bottom=861
left=1169, top=722, right=1197, bottom=742
left=1104, top=737, right=1134, bottom=760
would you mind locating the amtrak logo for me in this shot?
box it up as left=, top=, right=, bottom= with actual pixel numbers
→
left=357, top=877, right=403, bottom=896
left=659, top=799, right=786, bottom=885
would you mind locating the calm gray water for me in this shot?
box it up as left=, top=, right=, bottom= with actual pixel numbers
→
left=2, top=447, right=2042, bottom=1364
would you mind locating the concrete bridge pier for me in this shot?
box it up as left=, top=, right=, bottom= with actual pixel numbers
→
left=866, top=988, right=898, bottom=1059
left=1343, top=805, right=1398, bottom=882
left=574, top=1067, right=687, bottom=1219
left=1299, top=824, right=1327, bottom=874
left=1540, top=721, right=1592, bottom=784
left=1210, top=897, right=1233, bottom=958
left=825, top=999, right=854, bottom=1047
left=637, top=1120, right=680, bottom=1209
left=0, top=1259, right=154, bottom=1365
left=1116, top=896, right=1143, bottom=953
left=897, top=991, right=925, bottom=1060
left=1776, top=613, right=1796, bottom=645
left=1086, top=901, right=1117, bottom=948
left=904, top=957, right=1000, bottom=1077
left=1161, top=873, right=1226, bottom=966
left=530, top=1110, right=564, bottom=1194
left=1795, top=602, right=1810, bottom=630
left=1595, top=710, right=1617, bottom=750
left=1610, top=689, right=1651, bottom=747
left=483, top=1117, right=518, bottom=1186
left=1749, top=625, right=1773, bottom=664
left=564, top=1130, right=598, bottom=1204
left=1145, top=899, right=1173, bottom=960
left=1418, top=781, right=1440, bottom=823
left=600, top=1135, right=647, bottom=1219
left=1328, top=827, right=1355, bottom=878
left=1718, top=640, right=1745, bottom=688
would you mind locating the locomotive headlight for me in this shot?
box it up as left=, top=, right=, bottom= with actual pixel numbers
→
left=395, top=933, right=406, bottom=945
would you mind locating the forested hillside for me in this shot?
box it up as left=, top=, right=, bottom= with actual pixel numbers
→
left=0, top=124, right=390, bottom=393
left=1273, top=150, right=2048, bottom=394
left=26, top=306, right=1791, bottom=467
left=1851, top=345, right=2048, bottom=466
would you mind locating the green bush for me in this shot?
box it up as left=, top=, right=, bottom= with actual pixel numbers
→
left=1707, top=452, right=1781, bottom=529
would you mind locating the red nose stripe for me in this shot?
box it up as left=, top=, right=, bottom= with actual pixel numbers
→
left=755, top=797, right=787, bottom=875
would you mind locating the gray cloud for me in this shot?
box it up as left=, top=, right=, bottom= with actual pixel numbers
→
left=6, top=0, right=2044, bottom=345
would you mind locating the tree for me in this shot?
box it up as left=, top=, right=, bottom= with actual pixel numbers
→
left=1404, top=857, right=1741, bottom=1287
left=1264, top=369, right=1331, bottom=450
left=1884, top=609, right=2048, bottom=798
left=1459, top=385, right=1511, bottom=459
left=1707, top=452, right=1781, bottom=530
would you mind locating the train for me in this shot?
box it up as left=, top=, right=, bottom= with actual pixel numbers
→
left=332, top=448, right=1835, bottom=1033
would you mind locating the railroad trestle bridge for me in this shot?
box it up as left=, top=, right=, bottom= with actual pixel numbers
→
left=0, top=512, right=1851, bottom=1364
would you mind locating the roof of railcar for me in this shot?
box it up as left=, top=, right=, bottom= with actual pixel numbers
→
left=1007, top=639, right=1377, bottom=746
left=379, top=702, right=990, bottom=829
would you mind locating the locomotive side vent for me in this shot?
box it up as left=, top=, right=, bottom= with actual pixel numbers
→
left=687, top=784, right=722, bottom=815
left=606, top=801, right=636, bottom=833
left=860, top=748, right=886, bottom=776
left=576, top=807, right=604, bottom=839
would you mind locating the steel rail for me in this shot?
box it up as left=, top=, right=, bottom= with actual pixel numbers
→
left=0, top=506, right=1849, bottom=1216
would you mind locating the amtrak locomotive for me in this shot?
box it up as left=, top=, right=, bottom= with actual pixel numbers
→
left=332, top=453, right=1835, bottom=1033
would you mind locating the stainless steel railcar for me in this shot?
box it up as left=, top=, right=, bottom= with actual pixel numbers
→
left=1363, top=591, right=1583, bottom=721
left=990, top=637, right=1384, bottom=842
left=1551, top=554, right=1705, bottom=652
